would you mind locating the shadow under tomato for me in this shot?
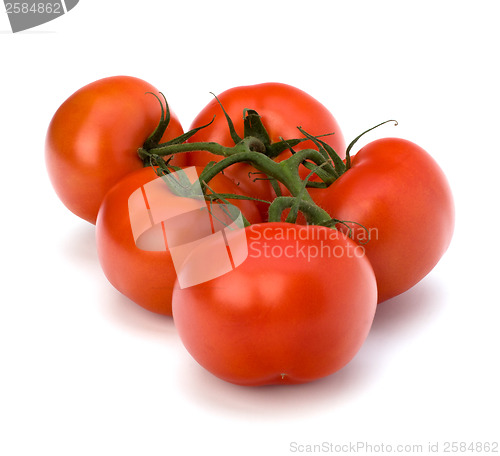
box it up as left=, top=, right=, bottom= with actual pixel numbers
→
left=62, top=219, right=177, bottom=341
left=369, top=276, right=447, bottom=338
left=175, top=276, right=448, bottom=417
left=60, top=221, right=99, bottom=267
left=176, top=349, right=377, bottom=418
left=352, top=276, right=448, bottom=382
left=98, top=280, right=177, bottom=342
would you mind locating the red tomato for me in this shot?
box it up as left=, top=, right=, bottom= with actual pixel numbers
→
left=45, top=76, right=185, bottom=224
left=185, top=83, right=345, bottom=217
left=172, top=222, right=377, bottom=386
left=310, top=138, right=455, bottom=303
left=96, top=166, right=262, bottom=316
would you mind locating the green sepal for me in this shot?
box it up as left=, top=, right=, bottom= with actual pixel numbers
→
left=243, top=109, right=272, bottom=150
left=345, top=119, right=398, bottom=169
left=301, top=160, right=337, bottom=184
left=143, top=92, right=171, bottom=150
left=157, top=117, right=215, bottom=147
left=297, top=127, right=344, bottom=176
left=210, top=92, right=242, bottom=145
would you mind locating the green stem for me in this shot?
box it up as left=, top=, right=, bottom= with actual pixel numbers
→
left=283, top=149, right=338, bottom=185
left=146, top=140, right=234, bottom=158
left=138, top=94, right=398, bottom=235
left=199, top=148, right=309, bottom=200
left=146, top=137, right=332, bottom=199
left=268, top=197, right=332, bottom=225
left=144, top=134, right=341, bottom=226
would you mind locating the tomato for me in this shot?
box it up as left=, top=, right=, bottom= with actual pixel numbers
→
left=45, top=76, right=185, bottom=224
left=309, top=138, right=455, bottom=303
left=185, top=82, right=345, bottom=217
left=96, top=166, right=262, bottom=316
left=172, top=222, right=377, bottom=386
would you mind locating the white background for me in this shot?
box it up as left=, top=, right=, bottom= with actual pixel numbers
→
left=1, top=1, right=499, bottom=455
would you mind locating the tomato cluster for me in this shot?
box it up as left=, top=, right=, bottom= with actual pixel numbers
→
left=46, top=76, right=454, bottom=386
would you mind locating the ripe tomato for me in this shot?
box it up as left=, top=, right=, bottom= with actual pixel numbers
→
left=96, top=166, right=262, bottom=316
left=310, top=138, right=455, bottom=303
left=185, top=83, right=345, bottom=217
left=172, top=222, right=377, bottom=386
left=45, top=76, right=185, bottom=224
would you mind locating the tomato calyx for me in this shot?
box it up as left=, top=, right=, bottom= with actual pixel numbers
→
left=207, top=92, right=339, bottom=160
left=138, top=92, right=215, bottom=167
left=145, top=139, right=338, bottom=225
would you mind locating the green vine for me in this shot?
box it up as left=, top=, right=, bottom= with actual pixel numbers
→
left=138, top=92, right=398, bottom=234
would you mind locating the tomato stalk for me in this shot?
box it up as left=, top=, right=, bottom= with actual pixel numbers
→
left=143, top=137, right=336, bottom=225
left=142, top=111, right=338, bottom=194
left=138, top=95, right=397, bottom=228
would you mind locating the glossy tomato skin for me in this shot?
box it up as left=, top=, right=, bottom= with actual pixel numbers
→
left=185, top=83, right=345, bottom=217
left=172, top=222, right=377, bottom=386
left=310, top=138, right=455, bottom=303
left=96, top=166, right=262, bottom=316
left=46, top=76, right=185, bottom=224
